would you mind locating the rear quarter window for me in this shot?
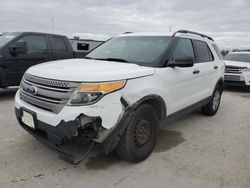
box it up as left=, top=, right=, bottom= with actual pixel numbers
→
left=193, top=40, right=214, bottom=63
left=52, top=36, right=67, bottom=51
left=212, top=44, right=223, bottom=60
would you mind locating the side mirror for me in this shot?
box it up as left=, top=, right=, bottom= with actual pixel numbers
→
left=168, top=56, right=194, bottom=67
left=9, top=41, right=27, bottom=55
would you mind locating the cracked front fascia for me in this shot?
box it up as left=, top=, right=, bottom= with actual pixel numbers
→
left=94, top=110, right=125, bottom=143
left=15, top=90, right=124, bottom=130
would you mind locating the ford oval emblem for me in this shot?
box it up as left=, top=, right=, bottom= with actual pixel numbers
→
left=27, top=86, right=38, bottom=95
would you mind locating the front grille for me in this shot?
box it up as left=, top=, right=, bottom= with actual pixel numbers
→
left=225, top=65, right=246, bottom=74
left=20, top=74, right=79, bottom=114
left=224, top=75, right=242, bottom=81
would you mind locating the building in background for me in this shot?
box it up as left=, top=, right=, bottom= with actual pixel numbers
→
left=69, top=36, right=105, bottom=55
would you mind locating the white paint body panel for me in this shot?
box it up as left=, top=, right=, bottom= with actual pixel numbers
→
left=225, top=60, right=250, bottom=68
left=225, top=60, right=250, bottom=85
left=26, top=58, right=154, bottom=82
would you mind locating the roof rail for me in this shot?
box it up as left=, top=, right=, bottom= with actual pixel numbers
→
left=172, top=30, right=214, bottom=41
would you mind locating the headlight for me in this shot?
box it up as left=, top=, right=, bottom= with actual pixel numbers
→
left=68, top=80, right=126, bottom=105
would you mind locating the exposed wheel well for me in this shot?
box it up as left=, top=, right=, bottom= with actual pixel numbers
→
left=133, top=95, right=166, bottom=121
left=217, top=78, right=224, bottom=90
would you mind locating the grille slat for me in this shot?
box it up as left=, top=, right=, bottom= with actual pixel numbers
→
left=23, top=79, right=74, bottom=92
left=225, top=65, right=246, bottom=74
left=20, top=74, right=79, bottom=114
left=24, top=74, right=77, bottom=88
left=21, top=81, right=73, bottom=100
left=21, top=89, right=66, bottom=104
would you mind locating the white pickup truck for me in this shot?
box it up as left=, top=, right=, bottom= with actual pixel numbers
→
left=15, top=30, right=225, bottom=163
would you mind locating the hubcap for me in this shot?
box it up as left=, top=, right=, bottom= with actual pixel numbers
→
left=213, top=90, right=221, bottom=111
left=134, top=118, right=152, bottom=148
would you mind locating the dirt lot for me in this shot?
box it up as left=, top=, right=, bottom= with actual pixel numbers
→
left=0, top=88, right=249, bottom=188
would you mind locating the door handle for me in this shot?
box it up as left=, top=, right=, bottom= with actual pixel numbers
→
left=214, top=66, right=218, bottom=69
left=193, top=69, right=200, bottom=74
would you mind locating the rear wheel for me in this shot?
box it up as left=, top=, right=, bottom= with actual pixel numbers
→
left=115, top=104, right=159, bottom=162
left=201, top=85, right=222, bottom=116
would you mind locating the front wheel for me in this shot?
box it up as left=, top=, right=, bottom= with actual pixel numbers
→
left=201, top=85, right=222, bottom=116
left=115, top=104, right=159, bottom=162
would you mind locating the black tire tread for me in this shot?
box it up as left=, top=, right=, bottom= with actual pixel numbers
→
left=201, top=85, right=222, bottom=116
left=115, top=104, right=158, bottom=162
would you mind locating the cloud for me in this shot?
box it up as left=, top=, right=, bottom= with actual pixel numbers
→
left=0, top=0, right=249, bottom=49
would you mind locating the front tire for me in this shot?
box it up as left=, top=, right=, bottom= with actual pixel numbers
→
left=115, top=104, right=159, bottom=162
left=201, top=85, right=222, bottom=116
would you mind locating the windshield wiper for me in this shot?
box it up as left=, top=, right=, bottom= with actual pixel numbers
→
left=84, top=56, right=93, bottom=59
left=85, top=57, right=128, bottom=63
left=103, top=58, right=128, bottom=62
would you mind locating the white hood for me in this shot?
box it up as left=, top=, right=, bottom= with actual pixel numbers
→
left=225, top=60, right=250, bottom=68
left=26, top=58, right=155, bottom=82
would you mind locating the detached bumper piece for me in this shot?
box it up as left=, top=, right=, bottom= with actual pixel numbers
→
left=15, top=108, right=101, bottom=164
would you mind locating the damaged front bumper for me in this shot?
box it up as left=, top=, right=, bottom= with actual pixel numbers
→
left=15, top=107, right=101, bottom=164
left=15, top=108, right=101, bottom=145
left=14, top=89, right=128, bottom=164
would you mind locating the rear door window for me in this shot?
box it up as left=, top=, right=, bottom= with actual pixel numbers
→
left=193, top=40, right=214, bottom=63
left=52, top=36, right=67, bottom=51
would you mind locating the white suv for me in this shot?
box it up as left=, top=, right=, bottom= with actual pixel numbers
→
left=224, top=51, right=250, bottom=88
left=15, top=30, right=225, bottom=163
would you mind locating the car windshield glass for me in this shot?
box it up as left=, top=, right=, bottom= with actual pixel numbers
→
left=85, top=36, right=172, bottom=67
left=224, top=53, right=250, bottom=63
left=0, top=33, right=20, bottom=48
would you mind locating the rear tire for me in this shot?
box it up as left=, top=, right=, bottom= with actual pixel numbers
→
left=201, top=85, right=222, bottom=116
left=115, top=104, right=159, bottom=162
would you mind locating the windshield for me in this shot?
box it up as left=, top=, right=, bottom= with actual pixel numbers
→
left=0, top=33, right=19, bottom=48
left=85, top=36, right=172, bottom=67
left=224, top=53, right=250, bottom=63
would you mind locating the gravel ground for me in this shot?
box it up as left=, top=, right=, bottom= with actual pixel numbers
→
left=0, top=88, right=249, bottom=188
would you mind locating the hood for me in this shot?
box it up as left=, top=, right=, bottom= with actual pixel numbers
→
left=225, top=60, right=250, bottom=68
left=26, top=58, right=155, bottom=82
